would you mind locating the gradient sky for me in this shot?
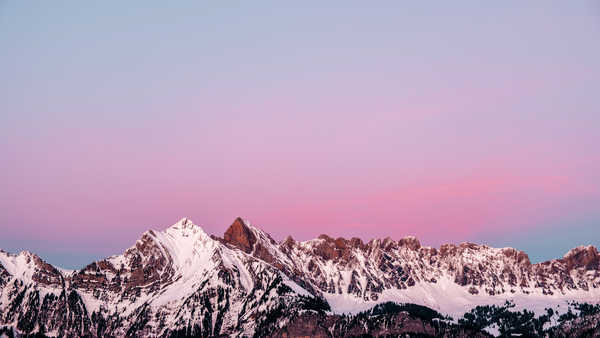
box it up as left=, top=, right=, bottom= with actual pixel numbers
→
left=1, top=1, right=599, bottom=269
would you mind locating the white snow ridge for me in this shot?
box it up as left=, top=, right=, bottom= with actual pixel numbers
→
left=0, top=217, right=598, bottom=337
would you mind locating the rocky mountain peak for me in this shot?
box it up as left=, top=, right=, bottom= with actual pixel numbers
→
left=162, top=217, right=210, bottom=242
left=317, top=234, right=333, bottom=241
left=0, top=250, right=62, bottom=287
left=223, top=217, right=258, bottom=253
left=398, top=236, right=421, bottom=250
left=169, top=217, right=195, bottom=230
left=223, top=217, right=278, bottom=251
left=563, top=245, right=599, bottom=270
left=281, top=235, right=296, bottom=248
left=501, top=247, right=531, bottom=265
left=1, top=217, right=600, bottom=337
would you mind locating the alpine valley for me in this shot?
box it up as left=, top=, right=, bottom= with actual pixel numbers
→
left=1, top=218, right=599, bottom=337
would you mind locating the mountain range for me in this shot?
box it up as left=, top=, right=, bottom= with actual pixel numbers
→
left=1, top=217, right=599, bottom=337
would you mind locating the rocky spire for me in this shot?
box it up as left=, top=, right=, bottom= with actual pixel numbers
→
left=223, top=217, right=258, bottom=253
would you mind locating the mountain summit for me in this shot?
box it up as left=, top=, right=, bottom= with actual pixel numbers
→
left=223, top=217, right=260, bottom=253
left=1, top=217, right=599, bottom=337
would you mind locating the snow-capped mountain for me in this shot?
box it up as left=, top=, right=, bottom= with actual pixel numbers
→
left=0, top=217, right=599, bottom=337
left=221, top=218, right=600, bottom=316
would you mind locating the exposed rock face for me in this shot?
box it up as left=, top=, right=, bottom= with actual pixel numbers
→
left=0, top=265, right=10, bottom=288
left=29, top=254, right=64, bottom=287
left=0, top=217, right=599, bottom=337
left=563, top=245, right=600, bottom=271
left=222, top=217, right=288, bottom=279
left=70, top=229, right=177, bottom=300
left=223, top=217, right=258, bottom=253
left=0, top=219, right=321, bottom=337
left=271, top=234, right=600, bottom=302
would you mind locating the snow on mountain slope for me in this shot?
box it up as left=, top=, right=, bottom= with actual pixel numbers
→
left=1, top=217, right=599, bottom=337
left=222, top=220, right=600, bottom=319
left=0, top=251, right=37, bottom=283
left=0, top=218, right=315, bottom=337
left=0, top=250, right=64, bottom=288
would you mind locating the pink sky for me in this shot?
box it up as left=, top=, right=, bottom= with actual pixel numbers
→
left=1, top=2, right=599, bottom=268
